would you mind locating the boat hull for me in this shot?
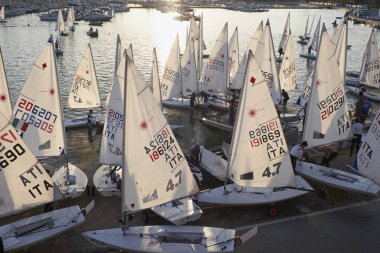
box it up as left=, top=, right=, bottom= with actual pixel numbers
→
left=346, top=86, right=380, bottom=102
left=196, top=176, right=313, bottom=206
left=93, top=165, right=122, bottom=197
left=52, top=163, right=88, bottom=199
left=299, top=53, right=316, bottom=60
left=1, top=206, right=85, bottom=252
left=296, top=161, right=380, bottom=196
left=151, top=198, right=203, bottom=225
left=82, top=226, right=236, bottom=253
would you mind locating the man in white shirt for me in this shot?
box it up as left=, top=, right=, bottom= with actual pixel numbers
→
left=290, top=141, right=308, bottom=171
left=348, top=117, right=363, bottom=156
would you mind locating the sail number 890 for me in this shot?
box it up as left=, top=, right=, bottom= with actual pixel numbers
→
left=0, top=143, right=26, bottom=169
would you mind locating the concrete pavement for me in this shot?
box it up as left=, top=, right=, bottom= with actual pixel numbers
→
left=236, top=198, right=380, bottom=253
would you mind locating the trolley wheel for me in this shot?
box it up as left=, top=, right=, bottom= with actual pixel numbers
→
left=142, top=210, right=149, bottom=223
left=317, top=189, right=328, bottom=199
left=268, top=206, right=279, bottom=217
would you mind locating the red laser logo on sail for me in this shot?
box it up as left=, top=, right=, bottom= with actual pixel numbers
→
left=0, top=94, right=6, bottom=102
left=139, top=120, right=148, bottom=130
left=248, top=109, right=257, bottom=118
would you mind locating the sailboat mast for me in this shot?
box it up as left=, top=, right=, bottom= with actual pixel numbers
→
left=88, top=43, right=101, bottom=108
left=121, top=49, right=128, bottom=228
left=51, top=35, right=68, bottom=164
left=226, top=23, right=229, bottom=100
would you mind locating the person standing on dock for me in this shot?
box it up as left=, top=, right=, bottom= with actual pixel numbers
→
left=190, top=92, right=196, bottom=116
left=348, top=117, right=363, bottom=156
left=308, top=45, right=312, bottom=55
left=354, top=91, right=365, bottom=118
left=281, top=89, right=289, bottom=109
left=290, top=141, right=308, bottom=171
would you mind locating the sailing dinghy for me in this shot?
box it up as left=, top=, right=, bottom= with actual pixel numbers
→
left=300, top=16, right=321, bottom=60
left=295, top=24, right=380, bottom=195
left=64, top=43, right=103, bottom=129
left=57, top=10, right=68, bottom=36
left=83, top=55, right=257, bottom=252
left=0, top=6, right=6, bottom=23
left=0, top=111, right=91, bottom=252
left=67, top=7, right=75, bottom=32
left=197, top=50, right=312, bottom=208
left=11, top=35, right=87, bottom=199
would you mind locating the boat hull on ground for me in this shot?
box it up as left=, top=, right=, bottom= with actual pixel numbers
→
left=299, top=53, right=316, bottom=60
left=295, top=161, right=380, bottom=196
left=82, top=226, right=236, bottom=253
left=93, top=165, right=122, bottom=197
left=200, top=145, right=228, bottom=181
left=151, top=197, right=203, bottom=225
left=52, top=163, right=88, bottom=199
left=1, top=206, right=85, bottom=252
left=279, top=113, right=302, bottom=123
left=197, top=116, right=233, bottom=132
left=196, top=176, right=313, bottom=206
left=345, top=79, right=359, bottom=87
left=346, top=86, right=380, bottom=102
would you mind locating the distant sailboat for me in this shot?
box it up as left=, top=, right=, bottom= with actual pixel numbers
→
left=0, top=6, right=7, bottom=23
left=229, top=27, right=239, bottom=83
left=57, top=10, right=68, bottom=36
left=67, top=7, right=75, bottom=31
left=278, top=12, right=290, bottom=53
left=12, top=35, right=87, bottom=199
left=300, top=16, right=321, bottom=60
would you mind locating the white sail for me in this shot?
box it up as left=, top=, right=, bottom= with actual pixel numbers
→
left=199, top=23, right=228, bottom=94
left=67, top=44, right=101, bottom=109
left=188, top=17, right=200, bottom=73
left=0, top=46, right=12, bottom=120
left=310, top=16, right=321, bottom=51
left=255, top=20, right=282, bottom=105
left=354, top=108, right=380, bottom=184
left=123, top=55, right=199, bottom=212
left=58, top=10, right=66, bottom=34
left=181, top=38, right=198, bottom=96
left=66, top=7, right=75, bottom=29
left=228, top=50, right=296, bottom=188
left=278, top=12, right=290, bottom=52
left=303, top=24, right=351, bottom=148
left=279, top=32, right=297, bottom=91
left=331, top=18, right=348, bottom=79
left=229, top=27, right=239, bottom=82
left=150, top=48, right=162, bottom=110
left=12, top=37, right=65, bottom=157
left=0, top=112, right=62, bottom=218
left=303, top=16, right=309, bottom=38
left=230, top=22, right=263, bottom=90
left=127, top=44, right=134, bottom=63
left=0, top=6, right=5, bottom=21
left=161, top=35, right=182, bottom=100
left=99, top=51, right=126, bottom=165
left=359, top=29, right=380, bottom=88
left=308, top=14, right=316, bottom=37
